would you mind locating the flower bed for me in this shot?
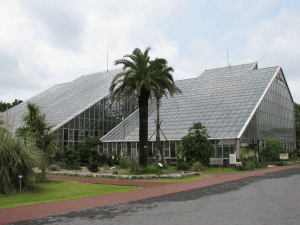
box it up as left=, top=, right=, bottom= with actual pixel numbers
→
left=47, top=171, right=201, bottom=179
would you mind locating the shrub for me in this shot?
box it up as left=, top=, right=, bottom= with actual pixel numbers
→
left=260, top=139, right=288, bottom=162
left=177, top=122, right=213, bottom=166
left=49, top=165, right=59, bottom=171
left=190, top=161, right=205, bottom=172
left=140, top=165, right=162, bottom=175
left=0, top=127, right=43, bottom=194
left=236, top=159, right=262, bottom=171
left=63, top=148, right=81, bottom=170
left=275, top=161, right=286, bottom=166
left=88, top=149, right=102, bottom=172
left=88, top=162, right=99, bottom=172
left=176, top=161, right=190, bottom=171
left=119, top=160, right=130, bottom=169
left=129, top=158, right=140, bottom=174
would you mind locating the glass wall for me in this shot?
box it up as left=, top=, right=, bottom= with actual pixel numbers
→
left=54, top=94, right=137, bottom=151
left=241, top=71, right=296, bottom=150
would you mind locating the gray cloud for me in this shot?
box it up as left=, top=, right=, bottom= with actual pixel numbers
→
left=0, top=49, right=46, bottom=90
left=21, top=0, right=86, bottom=52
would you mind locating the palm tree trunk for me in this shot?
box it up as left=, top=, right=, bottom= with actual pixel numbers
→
left=156, top=97, right=165, bottom=163
left=138, top=86, right=149, bottom=168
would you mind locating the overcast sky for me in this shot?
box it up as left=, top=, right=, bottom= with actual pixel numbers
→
left=1, top=0, right=299, bottom=104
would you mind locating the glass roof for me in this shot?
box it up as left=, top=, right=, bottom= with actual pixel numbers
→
left=101, top=62, right=281, bottom=142
left=3, top=69, right=123, bottom=133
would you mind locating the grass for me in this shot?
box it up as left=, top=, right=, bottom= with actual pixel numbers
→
left=138, top=174, right=216, bottom=183
left=203, top=166, right=270, bottom=174
left=0, top=179, right=140, bottom=209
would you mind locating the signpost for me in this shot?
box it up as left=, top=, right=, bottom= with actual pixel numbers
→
left=19, top=175, right=23, bottom=192
left=236, top=162, right=242, bottom=166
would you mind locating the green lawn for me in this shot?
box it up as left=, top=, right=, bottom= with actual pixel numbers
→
left=203, top=166, right=270, bottom=173
left=0, top=179, right=140, bottom=209
left=139, top=174, right=216, bottom=182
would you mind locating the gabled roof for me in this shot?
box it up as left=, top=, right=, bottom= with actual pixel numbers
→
left=101, top=62, right=281, bottom=142
left=3, top=68, right=123, bottom=133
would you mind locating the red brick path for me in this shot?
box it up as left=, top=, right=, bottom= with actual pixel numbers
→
left=1, top=165, right=299, bottom=225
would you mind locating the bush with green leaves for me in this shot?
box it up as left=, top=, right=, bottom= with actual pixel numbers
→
left=176, top=161, right=190, bottom=171
left=0, top=127, right=43, bottom=194
left=275, top=161, right=286, bottom=166
left=190, top=161, right=205, bottom=172
left=235, top=159, right=262, bottom=171
left=119, top=160, right=130, bottom=169
left=177, top=122, right=213, bottom=166
left=63, top=148, right=81, bottom=170
left=260, top=139, right=288, bottom=162
left=139, top=165, right=162, bottom=175
left=129, top=158, right=140, bottom=174
left=88, top=149, right=102, bottom=172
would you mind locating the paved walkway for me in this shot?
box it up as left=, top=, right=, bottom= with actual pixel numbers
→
left=1, top=165, right=299, bottom=225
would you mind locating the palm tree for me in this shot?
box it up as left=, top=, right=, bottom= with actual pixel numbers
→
left=150, top=58, right=182, bottom=163
left=16, top=103, right=57, bottom=182
left=110, top=47, right=181, bottom=167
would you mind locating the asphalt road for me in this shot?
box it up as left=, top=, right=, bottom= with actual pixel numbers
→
left=12, top=168, right=300, bottom=225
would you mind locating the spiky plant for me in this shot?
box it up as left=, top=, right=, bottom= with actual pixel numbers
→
left=0, top=117, right=43, bottom=195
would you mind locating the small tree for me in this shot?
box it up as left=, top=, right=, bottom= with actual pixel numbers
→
left=177, top=122, right=213, bottom=166
left=260, top=139, right=288, bottom=162
left=16, top=103, right=57, bottom=182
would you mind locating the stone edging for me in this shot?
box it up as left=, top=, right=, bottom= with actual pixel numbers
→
left=46, top=171, right=201, bottom=179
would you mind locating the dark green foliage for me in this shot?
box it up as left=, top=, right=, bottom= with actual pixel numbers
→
left=84, top=137, right=102, bottom=148
left=139, top=165, right=162, bottom=175
left=0, top=99, right=23, bottom=112
left=176, top=161, right=190, bottom=171
left=87, top=149, right=102, bottom=172
left=235, top=159, right=262, bottom=171
left=177, top=122, right=213, bottom=166
left=275, top=161, right=286, bottom=166
left=295, top=103, right=300, bottom=151
left=260, top=139, right=288, bottom=162
left=119, top=160, right=130, bottom=169
left=98, top=153, right=109, bottom=165
left=63, top=149, right=81, bottom=170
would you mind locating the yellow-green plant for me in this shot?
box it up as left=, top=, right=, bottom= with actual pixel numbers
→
left=235, top=147, right=255, bottom=160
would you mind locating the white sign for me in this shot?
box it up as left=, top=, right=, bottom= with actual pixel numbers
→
left=210, top=158, right=223, bottom=166
left=32, top=167, right=42, bottom=174
left=19, top=175, right=23, bottom=179
left=279, top=153, right=289, bottom=160
left=158, top=163, right=163, bottom=167
left=229, top=154, right=236, bottom=164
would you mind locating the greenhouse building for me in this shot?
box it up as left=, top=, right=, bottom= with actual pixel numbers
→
left=2, top=69, right=138, bottom=151
left=100, top=62, right=296, bottom=160
left=2, top=62, right=296, bottom=160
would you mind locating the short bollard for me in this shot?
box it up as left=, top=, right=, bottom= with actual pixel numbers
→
left=19, top=175, right=23, bottom=193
